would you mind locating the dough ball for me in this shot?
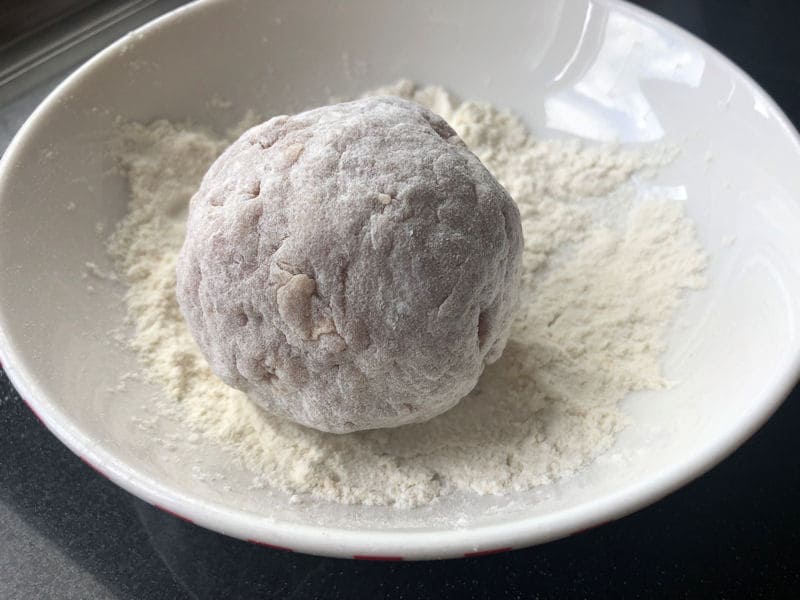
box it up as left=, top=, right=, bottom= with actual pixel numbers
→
left=176, top=96, right=523, bottom=433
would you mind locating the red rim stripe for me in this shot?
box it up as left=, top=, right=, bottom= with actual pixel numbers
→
left=247, top=539, right=294, bottom=552
left=79, top=455, right=106, bottom=478
left=571, top=520, right=611, bottom=536
left=464, top=547, right=513, bottom=558
left=154, top=503, right=195, bottom=524
left=19, top=396, right=44, bottom=424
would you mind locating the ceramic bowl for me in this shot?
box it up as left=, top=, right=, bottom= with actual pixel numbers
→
left=1, top=0, right=799, bottom=559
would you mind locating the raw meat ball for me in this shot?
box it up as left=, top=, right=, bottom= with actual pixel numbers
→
left=176, top=96, right=523, bottom=433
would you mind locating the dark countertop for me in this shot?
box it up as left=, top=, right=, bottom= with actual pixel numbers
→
left=1, top=1, right=799, bottom=598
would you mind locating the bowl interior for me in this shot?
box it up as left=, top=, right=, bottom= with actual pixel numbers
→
left=1, top=0, right=799, bottom=558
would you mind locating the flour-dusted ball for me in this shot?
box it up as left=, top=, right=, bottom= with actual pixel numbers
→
left=176, top=97, right=523, bottom=433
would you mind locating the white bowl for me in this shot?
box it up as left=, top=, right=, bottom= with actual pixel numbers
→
left=1, top=0, right=799, bottom=560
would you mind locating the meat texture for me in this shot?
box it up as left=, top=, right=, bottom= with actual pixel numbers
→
left=176, top=96, right=523, bottom=433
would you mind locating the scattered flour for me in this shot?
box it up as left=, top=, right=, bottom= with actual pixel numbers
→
left=107, top=81, right=706, bottom=508
left=84, top=261, right=119, bottom=282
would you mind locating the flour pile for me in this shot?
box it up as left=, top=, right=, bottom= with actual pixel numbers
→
left=108, top=81, right=706, bottom=507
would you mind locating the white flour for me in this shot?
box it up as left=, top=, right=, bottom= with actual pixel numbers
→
left=108, top=81, right=706, bottom=507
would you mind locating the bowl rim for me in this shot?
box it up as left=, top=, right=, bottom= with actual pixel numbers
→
left=0, top=0, right=799, bottom=560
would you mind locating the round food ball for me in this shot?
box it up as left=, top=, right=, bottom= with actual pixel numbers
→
left=176, top=96, right=523, bottom=433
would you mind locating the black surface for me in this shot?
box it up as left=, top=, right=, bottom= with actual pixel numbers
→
left=1, top=1, right=799, bottom=598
